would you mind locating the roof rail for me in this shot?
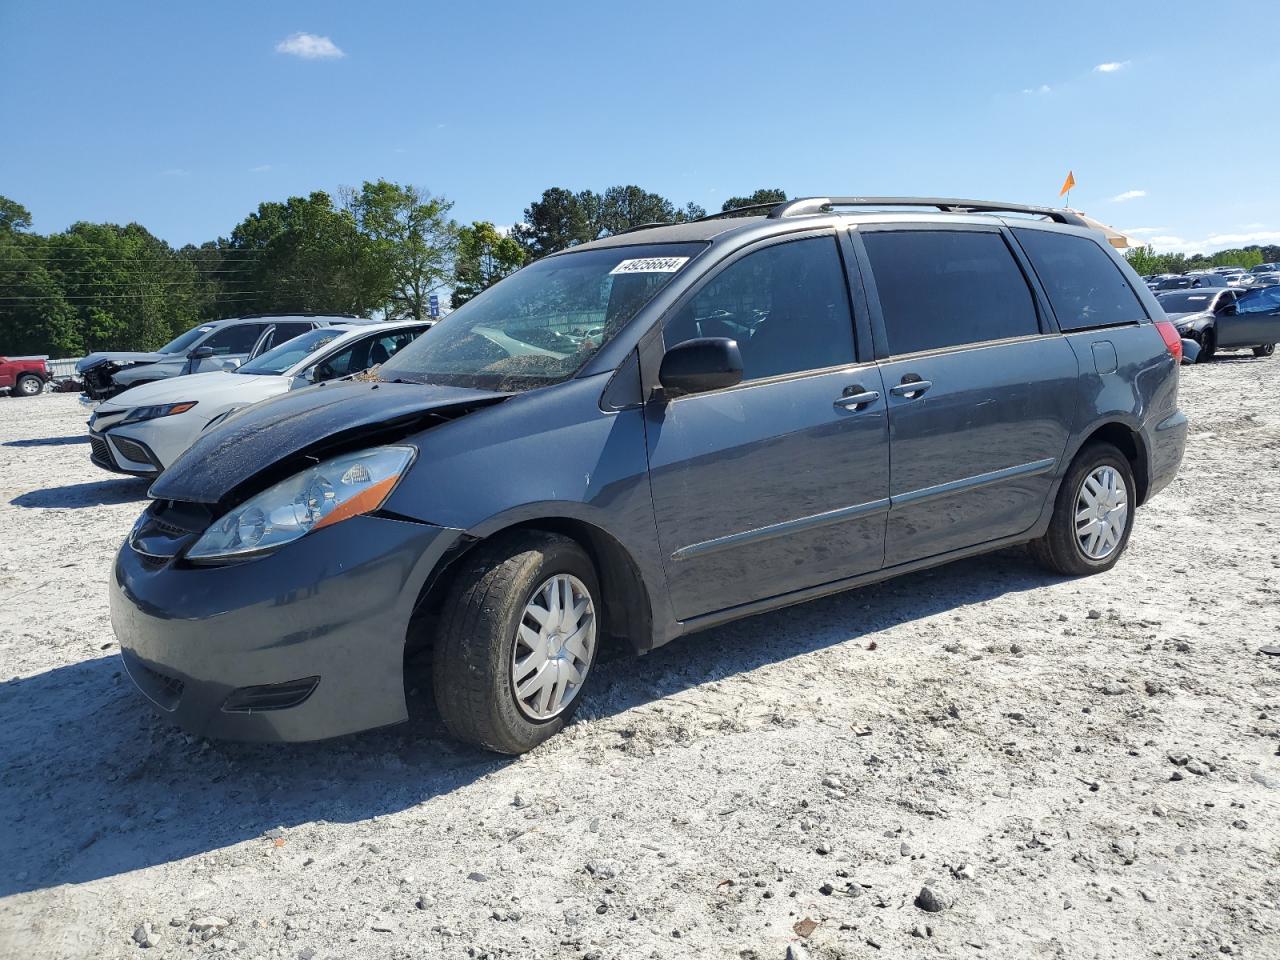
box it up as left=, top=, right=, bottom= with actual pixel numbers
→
left=617, top=203, right=781, bottom=234
left=767, top=197, right=1087, bottom=227
left=693, top=202, right=786, bottom=222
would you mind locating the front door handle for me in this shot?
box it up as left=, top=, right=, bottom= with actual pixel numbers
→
left=889, top=378, right=933, bottom=399
left=833, top=386, right=880, bottom=411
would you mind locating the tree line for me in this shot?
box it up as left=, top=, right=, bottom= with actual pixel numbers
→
left=1123, top=244, right=1279, bottom=277
left=0, top=185, right=788, bottom=357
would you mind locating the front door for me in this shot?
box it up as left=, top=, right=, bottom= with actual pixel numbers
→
left=645, top=234, right=890, bottom=621
left=858, top=227, right=1078, bottom=567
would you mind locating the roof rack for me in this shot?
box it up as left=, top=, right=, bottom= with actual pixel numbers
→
left=767, top=197, right=1087, bottom=227
left=617, top=202, right=782, bottom=235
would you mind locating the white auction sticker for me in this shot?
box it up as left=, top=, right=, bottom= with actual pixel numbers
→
left=609, top=256, right=689, bottom=275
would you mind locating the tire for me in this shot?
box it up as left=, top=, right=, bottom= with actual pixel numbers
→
left=14, top=374, right=43, bottom=397
left=1253, top=344, right=1275, bottom=358
left=1030, top=443, right=1137, bottom=577
left=1197, top=327, right=1216, bottom=362
left=432, top=531, right=601, bottom=754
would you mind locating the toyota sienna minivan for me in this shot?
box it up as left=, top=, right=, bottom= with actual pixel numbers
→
left=111, top=196, right=1188, bottom=754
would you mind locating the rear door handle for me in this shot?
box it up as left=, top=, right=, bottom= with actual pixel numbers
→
left=833, top=387, right=880, bottom=411
left=889, top=379, right=932, bottom=399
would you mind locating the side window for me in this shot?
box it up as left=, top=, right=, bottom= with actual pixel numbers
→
left=1013, top=228, right=1147, bottom=331
left=203, top=323, right=265, bottom=355
left=862, top=230, right=1040, bottom=355
left=664, top=236, right=855, bottom=382
left=271, top=322, right=313, bottom=346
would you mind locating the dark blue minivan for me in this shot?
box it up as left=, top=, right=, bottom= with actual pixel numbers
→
left=112, top=197, right=1188, bottom=753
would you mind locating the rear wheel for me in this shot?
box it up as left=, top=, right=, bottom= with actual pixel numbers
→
left=1030, top=443, right=1136, bottom=577
left=1254, top=344, right=1275, bottom=358
left=13, top=374, right=43, bottom=397
left=432, top=531, right=600, bottom=754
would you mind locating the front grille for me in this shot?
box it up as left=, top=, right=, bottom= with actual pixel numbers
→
left=112, top=435, right=155, bottom=468
left=88, top=434, right=113, bottom=466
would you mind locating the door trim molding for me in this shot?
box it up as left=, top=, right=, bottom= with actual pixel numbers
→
left=892, top=457, right=1056, bottom=507
left=671, top=497, right=891, bottom=562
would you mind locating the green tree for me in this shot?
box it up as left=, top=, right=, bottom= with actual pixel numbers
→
left=721, top=188, right=788, bottom=214
left=44, top=222, right=201, bottom=352
left=1123, top=245, right=1162, bottom=276
left=0, top=224, right=78, bottom=355
left=0, top=195, right=33, bottom=233
left=226, top=191, right=385, bottom=316
left=452, top=221, right=525, bottom=308
left=513, top=187, right=596, bottom=259
left=345, top=180, right=457, bottom=321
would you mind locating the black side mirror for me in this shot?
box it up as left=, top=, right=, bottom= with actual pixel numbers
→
left=658, top=337, right=743, bottom=397
left=188, top=346, right=215, bottom=360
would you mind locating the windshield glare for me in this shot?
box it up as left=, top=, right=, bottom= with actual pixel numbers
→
left=158, top=325, right=213, bottom=355
left=237, top=329, right=344, bottom=375
left=378, top=243, right=704, bottom=391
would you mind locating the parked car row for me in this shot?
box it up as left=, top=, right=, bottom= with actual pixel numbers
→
left=75, top=313, right=374, bottom=401
left=88, top=320, right=428, bottom=475
left=1144, top=265, right=1280, bottom=292
left=1154, top=285, right=1280, bottom=362
left=98, top=196, right=1188, bottom=757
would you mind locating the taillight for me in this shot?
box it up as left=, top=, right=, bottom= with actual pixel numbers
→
left=1154, top=320, right=1183, bottom=364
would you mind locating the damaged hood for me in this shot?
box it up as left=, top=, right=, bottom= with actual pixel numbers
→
left=76, top=351, right=169, bottom=373
left=150, top=379, right=509, bottom=505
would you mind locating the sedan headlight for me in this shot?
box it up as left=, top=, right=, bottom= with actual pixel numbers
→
left=186, top=445, right=416, bottom=562
left=121, top=401, right=198, bottom=425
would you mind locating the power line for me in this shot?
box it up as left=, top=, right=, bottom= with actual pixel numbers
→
left=0, top=291, right=273, bottom=302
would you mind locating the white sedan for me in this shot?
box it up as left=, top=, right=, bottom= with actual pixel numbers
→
left=87, top=321, right=429, bottom=476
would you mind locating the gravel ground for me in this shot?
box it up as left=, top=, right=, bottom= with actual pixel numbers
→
left=2, top=361, right=1279, bottom=960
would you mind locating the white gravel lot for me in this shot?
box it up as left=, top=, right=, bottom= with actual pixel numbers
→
left=1, top=361, right=1279, bottom=960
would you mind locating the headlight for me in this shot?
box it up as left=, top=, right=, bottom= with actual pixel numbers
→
left=121, top=401, right=197, bottom=425
left=186, top=445, right=416, bottom=562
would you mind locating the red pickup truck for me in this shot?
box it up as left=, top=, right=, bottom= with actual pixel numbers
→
left=0, top=356, right=51, bottom=397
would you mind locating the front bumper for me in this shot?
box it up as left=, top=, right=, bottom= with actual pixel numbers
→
left=111, top=513, right=465, bottom=742
left=89, top=428, right=164, bottom=476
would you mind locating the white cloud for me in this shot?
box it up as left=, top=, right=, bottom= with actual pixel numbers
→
left=1121, top=227, right=1167, bottom=235
left=275, top=32, right=345, bottom=59
left=1022, top=84, right=1052, bottom=95
left=1094, top=61, right=1129, bottom=73
left=1141, top=229, right=1280, bottom=255
left=1109, top=189, right=1146, bottom=203
left=249, top=164, right=273, bottom=173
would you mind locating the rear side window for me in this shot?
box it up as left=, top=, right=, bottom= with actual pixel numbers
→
left=664, top=236, right=855, bottom=382
left=203, top=323, right=265, bottom=355
left=1013, top=228, right=1147, bottom=331
left=862, top=230, right=1039, bottom=355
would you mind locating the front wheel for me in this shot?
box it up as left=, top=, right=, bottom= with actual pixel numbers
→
left=13, top=374, right=43, bottom=397
left=1030, top=443, right=1136, bottom=577
left=1197, top=328, right=1217, bottom=363
left=432, top=531, right=601, bottom=754
left=1253, top=344, right=1275, bottom=358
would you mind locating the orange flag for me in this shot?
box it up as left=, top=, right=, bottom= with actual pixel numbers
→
left=1059, top=171, right=1076, bottom=197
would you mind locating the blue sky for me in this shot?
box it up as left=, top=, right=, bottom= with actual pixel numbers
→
left=2, top=1, right=1276, bottom=254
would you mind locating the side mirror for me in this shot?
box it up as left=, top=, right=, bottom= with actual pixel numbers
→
left=303, top=365, right=319, bottom=383
left=188, top=345, right=215, bottom=360
left=658, top=337, right=743, bottom=397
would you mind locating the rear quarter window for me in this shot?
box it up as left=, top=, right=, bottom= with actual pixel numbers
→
left=1013, top=228, right=1147, bottom=331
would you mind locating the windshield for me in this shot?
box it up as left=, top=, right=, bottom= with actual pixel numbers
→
left=158, top=325, right=213, bottom=355
left=237, top=328, right=345, bottom=375
left=378, top=243, right=704, bottom=391
left=1157, top=291, right=1215, bottom=313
